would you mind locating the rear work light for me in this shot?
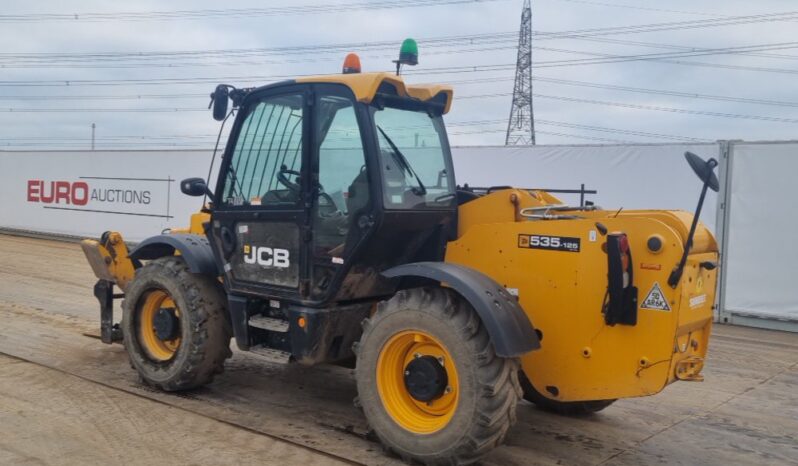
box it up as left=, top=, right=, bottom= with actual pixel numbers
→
left=604, top=233, right=638, bottom=326
left=618, top=234, right=630, bottom=253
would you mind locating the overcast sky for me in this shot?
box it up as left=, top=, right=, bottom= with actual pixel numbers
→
left=1, top=0, right=797, bottom=150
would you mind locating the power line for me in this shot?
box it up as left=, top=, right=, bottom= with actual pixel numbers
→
left=566, top=35, right=798, bottom=61
left=2, top=52, right=795, bottom=89
left=536, top=119, right=711, bottom=142
left=539, top=42, right=798, bottom=74
left=4, top=17, right=798, bottom=64
left=530, top=76, right=798, bottom=108
left=446, top=118, right=707, bottom=142
left=0, top=0, right=507, bottom=23
left=0, top=33, right=517, bottom=64
left=549, top=0, right=720, bottom=17
left=2, top=26, right=797, bottom=77
left=3, top=41, right=797, bottom=87
left=1, top=107, right=205, bottom=113
left=0, top=93, right=208, bottom=101
left=453, top=77, right=798, bottom=109
left=532, top=93, right=798, bottom=123
left=6, top=87, right=798, bottom=122
left=534, top=130, right=633, bottom=143
left=0, top=117, right=709, bottom=146
left=0, top=44, right=520, bottom=70
left=532, top=42, right=798, bottom=68
left=4, top=40, right=798, bottom=71
left=0, top=64, right=519, bottom=87
left=6, top=10, right=798, bottom=61
left=442, top=127, right=636, bottom=143
left=0, top=134, right=217, bottom=141
left=531, top=10, right=798, bottom=41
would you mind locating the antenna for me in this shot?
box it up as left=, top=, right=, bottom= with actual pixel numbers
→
left=506, top=0, right=535, bottom=146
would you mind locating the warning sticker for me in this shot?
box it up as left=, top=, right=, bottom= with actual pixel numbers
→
left=689, top=294, right=707, bottom=308
left=641, top=282, right=671, bottom=311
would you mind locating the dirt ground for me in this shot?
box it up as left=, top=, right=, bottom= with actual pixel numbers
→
left=0, top=233, right=796, bottom=465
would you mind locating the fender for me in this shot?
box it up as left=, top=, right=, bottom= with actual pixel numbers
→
left=128, top=234, right=219, bottom=276
left=382, top=262, right=540, bottom=358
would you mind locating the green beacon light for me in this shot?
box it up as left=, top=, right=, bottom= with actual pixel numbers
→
left=394, top=38, right=418, bottom=75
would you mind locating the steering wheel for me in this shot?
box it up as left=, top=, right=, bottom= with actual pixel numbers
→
left=277, top=164, right=301, bottom=192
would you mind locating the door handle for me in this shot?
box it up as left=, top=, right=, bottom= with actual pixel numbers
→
left=220, top=226, right=236, bottom=257
left=357, top=214, right=375, bottom=230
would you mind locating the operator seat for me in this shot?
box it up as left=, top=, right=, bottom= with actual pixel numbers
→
left=346, top=166, right=369, bottom=216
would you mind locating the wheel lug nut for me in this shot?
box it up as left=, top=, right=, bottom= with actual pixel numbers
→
left=404, top=370, right=410, bottom=376
left=413, top=353, right=421, bottom=359
left=445, top=386, right=452, bottom=394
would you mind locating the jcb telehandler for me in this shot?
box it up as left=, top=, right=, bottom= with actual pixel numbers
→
left=81, top=44, right=719, bottom=465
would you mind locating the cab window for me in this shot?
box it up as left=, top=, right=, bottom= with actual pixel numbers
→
left=313, top=95, right=369, bottom=256
left=373, top=106, right=455, bottom=209
left=221, top=94, right=304, bottom=207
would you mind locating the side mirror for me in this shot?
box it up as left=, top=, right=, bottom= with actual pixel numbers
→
left=668, top=152, right=720, bottom=288
left=210, top=85, right=229, bottom=121
left=685, top=151, right=719, bottom=192
left=181, top=177, right=213, bottom=198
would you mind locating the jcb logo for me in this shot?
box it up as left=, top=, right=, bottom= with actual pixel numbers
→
left=243, top=245, right=290, bottom=268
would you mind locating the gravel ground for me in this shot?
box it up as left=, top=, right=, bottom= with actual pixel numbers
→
left=0, top=233, right=796, bottom=466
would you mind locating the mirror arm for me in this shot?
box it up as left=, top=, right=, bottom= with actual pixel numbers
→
left=668, top=158, right=718, bottom=288
left=229, top=87, right=253, bottom=108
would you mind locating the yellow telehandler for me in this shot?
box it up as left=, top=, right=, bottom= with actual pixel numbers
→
left=81, top=43, right=718, bottom=464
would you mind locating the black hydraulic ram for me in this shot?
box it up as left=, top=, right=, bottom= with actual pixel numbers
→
left=93, top=279, right=124, bottom=344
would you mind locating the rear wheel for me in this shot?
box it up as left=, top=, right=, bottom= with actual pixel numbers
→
left=519, top=371, right=615, bottom=415
left=355, top=287, right=521, bottom=465
left=122, top=256, right=232, bottom=391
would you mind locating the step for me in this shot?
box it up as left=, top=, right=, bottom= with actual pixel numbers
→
left=248, top=315, right=290, bottom=333
left=249, top=345, right=292, bottom=364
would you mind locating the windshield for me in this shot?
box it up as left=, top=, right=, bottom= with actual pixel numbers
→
left=373, top=105, right=455, bottom=209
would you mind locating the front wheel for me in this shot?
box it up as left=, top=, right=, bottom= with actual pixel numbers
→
left=355, top=287, right=521, bottom=465
left=121, top=256, right=232, bottom=391
left=519, top=371, right=615, bottom=415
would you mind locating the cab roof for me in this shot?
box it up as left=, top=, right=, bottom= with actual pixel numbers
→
left=295, top=72, right=453, bottom=114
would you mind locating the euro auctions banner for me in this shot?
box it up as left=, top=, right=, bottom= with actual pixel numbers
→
left=1, top=151, right=213, bottom=242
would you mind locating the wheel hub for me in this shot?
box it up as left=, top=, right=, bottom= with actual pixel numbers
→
left=403, top=355, right=448, bottom=402
left=153, top=307, right=179, bottom=341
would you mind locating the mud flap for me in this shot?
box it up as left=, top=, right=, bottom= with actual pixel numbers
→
left=382, top=262, right=539, bottom=358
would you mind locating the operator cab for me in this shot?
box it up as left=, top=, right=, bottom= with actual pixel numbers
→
left=201, top=66, right=457, bottom=307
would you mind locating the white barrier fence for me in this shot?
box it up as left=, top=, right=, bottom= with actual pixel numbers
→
left=1, top=142, right=794, bottom=331
left=452, top=143, right=720, bottom=232
left=717, top=141, right=798, bottom=332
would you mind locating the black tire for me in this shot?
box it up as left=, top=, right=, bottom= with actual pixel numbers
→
left=355, top=287, right=522, bottom=466
left=519, top=371, right=615, bottom=416
left=122, top=256, right=232, bottom=391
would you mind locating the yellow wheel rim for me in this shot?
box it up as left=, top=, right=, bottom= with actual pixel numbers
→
left=138, top=290, right=181, bottom=362
left=376, top=330, right=459, bottom=434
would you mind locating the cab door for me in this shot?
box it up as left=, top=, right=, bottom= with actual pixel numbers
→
left=308, top=85, right=375, bottom=302
left=209, top=88, right=310, bottom=300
